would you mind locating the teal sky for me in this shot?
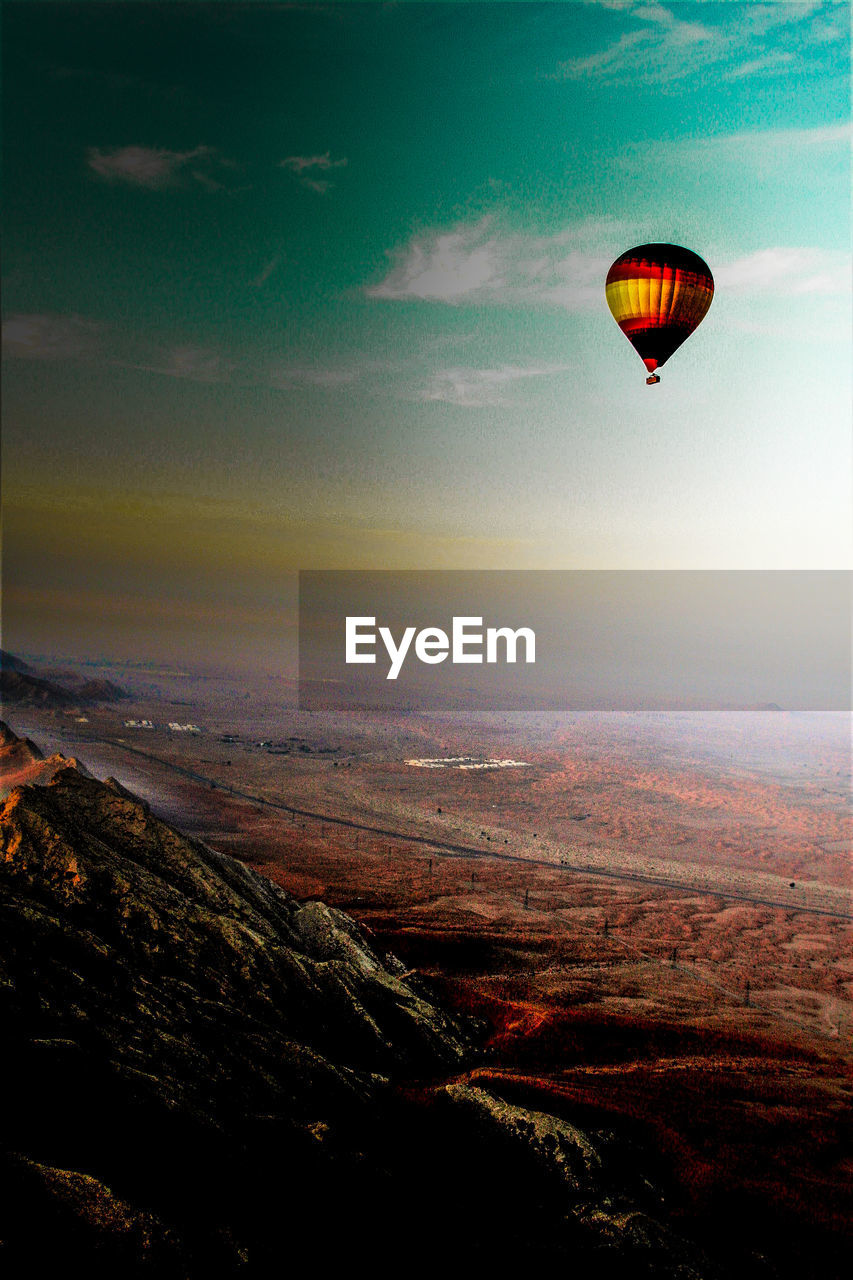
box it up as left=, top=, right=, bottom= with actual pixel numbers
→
left=2, top=1, right=850, bottom=670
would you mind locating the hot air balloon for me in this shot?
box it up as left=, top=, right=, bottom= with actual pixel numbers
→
left=605, top=244, right=714, bottom=384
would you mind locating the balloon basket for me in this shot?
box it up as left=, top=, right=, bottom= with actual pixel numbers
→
left=646, top=374, right=660, bottom=385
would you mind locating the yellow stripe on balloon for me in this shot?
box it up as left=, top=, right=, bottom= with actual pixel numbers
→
left=659, top=269, right=673, bottom=320
left=605, top=279, right=629, bottom=321
left=649, top=271, right=661, bottom=322
left=638, top=271, right=649, bottom=317
left=627, top=273, right=640, bottom=318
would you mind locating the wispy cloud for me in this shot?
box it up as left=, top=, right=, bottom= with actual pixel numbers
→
left=251, top=254, right=283, bottom=288
left=140, top=344, right=382, bottom=391
left=87, top=144, right=232, bottom=190
left=615, top=120, right=851, bottom=192
left=279, top=151, right=348, bottom=193
left=127, top=345, right=373, bottom=391
left=1, top=311, right=383, bottom=392
left=367, top=211, right=851, bottom=354
left=553, top=1, right=845, bottom=88
left=367, top=216, right=622, bottom=310
left=721, top=51, right=795, bottom=81
left=416, top=363, right=572, bottom=409
left=280, top=151, right=348, bottom=175
left=715, top=248, right=850, bottom=297
left=2, top=312, right=100, bottom=360
left=557, top=2, right=715, bottom=83
left=268, top=363, right=362, bottom=390
left=132, top=345, right=237, bottom=382
left=650, top=120, right=851, bottom=167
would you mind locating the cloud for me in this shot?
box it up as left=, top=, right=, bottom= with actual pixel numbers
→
left=658, top=120, right=851, bottom=166
left=102, top=333, right=240, bottom=384
left=369, top=219, right=501, bottom=302
left=87, top=145, right=231, bottom=190
left=417, top=363, right=572, bottom=409
left=367, top=213, right=851, bottom=356
left=367, top=216, right=621, bottom=310
left=721, top=51, right=795, bottom=81
left=554, top=2, right=715, bottom=83
left=280, top=152, right=348, bottom=174
left=552, top=0, right=845, bottom=87
left=268, top=364, right=363, bottom=391
left=143, top=345, right=236, bottom=382
left=715, top=248, right=850, bottom=297
left=616, top=120, right=851, bottom=186
left=2, top=313, right=100, bottom=360
left=251, top=254, right=283, bottom=288
left=126, top=343, right=375, bottom=391
left=1, top=310, right=381, bottom=392
left=279, top=151, right=348, bottom=192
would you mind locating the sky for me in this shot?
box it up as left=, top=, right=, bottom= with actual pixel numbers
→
left=2, top=0, right=851, bottom=672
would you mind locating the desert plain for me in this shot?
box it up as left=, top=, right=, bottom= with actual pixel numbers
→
left=4, top=660, right=851, bottom=1276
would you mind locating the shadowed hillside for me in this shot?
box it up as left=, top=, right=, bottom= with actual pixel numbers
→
left=0, top=728, right=721, bottom=1277
left=0, top=653, right=129, bottom=709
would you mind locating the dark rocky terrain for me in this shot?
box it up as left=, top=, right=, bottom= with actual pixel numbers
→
left=0, top=652, right=129, bottom=708
left=0, top=724, right=742, bottom=1277
left=0, top=652, right=32, bottom=674
left=0, top=667, right=80, bottom=710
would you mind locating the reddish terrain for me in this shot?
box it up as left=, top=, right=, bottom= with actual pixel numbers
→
left=4, top=675, right=851, bottom=1277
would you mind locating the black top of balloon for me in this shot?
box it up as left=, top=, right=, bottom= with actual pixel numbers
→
left=609, top=243, right=713, bottom=277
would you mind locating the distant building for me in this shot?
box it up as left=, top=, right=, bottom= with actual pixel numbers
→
left=168, top=722, right=201, bottom=734
left=124, top=719, right=155, bottom=729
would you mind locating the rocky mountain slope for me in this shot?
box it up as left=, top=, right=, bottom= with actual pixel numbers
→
left=0, top=651, right=32, bottom=673
left=0, top=725, right=717, bottom=1277
left=0, top=721, right=93, bottom=796
left=1, top=652, right=129, bottom=708
left=0, top=666, right=81, bottom=709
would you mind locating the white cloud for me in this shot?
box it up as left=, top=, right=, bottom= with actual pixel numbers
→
left=367, top=216, right=622, bottom=310
left=715, top=248, right=850, bottom=297
left=2, top=312, right=100, bottom=359
left=367, top=213, right=851, bottom=359
left=268, top=363, right=366, bottom=391
left=280, top=151, right=348, bottom=174
left=555, top=2, right=714, bottom=83
left=553, top=0, right=844, bottom=87
left=417, top=363, right=572, bottom=409
left=721, top=50, right=795, bottom=81
left=0, top=310, right=381, bottom=392
left=369, top=219, right=500, bottom=302
left=121, top=345, right=237, bottom=383
left=664, top=120, right=852, bottom=165
left=280, top=152, right=348, bottom=193
left=613, top=120, right=851, bottom=194
left=251, top=255, right=283, bottom=288
left=86, top=144, right=231, bottom=190
left=158, top=346, right=235, bottom=381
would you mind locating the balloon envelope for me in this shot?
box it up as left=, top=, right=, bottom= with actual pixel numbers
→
left=605, top=243, right=714, bottom=376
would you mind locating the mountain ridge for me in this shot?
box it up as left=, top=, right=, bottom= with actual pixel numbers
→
left=0, top=724, right=716, bottom=1277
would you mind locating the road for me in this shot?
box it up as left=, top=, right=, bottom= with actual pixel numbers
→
left=90, top=735, right=853, bottom=923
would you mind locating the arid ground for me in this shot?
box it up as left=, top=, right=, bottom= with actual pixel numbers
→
left=5, top=663, right=851, bottom=1277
